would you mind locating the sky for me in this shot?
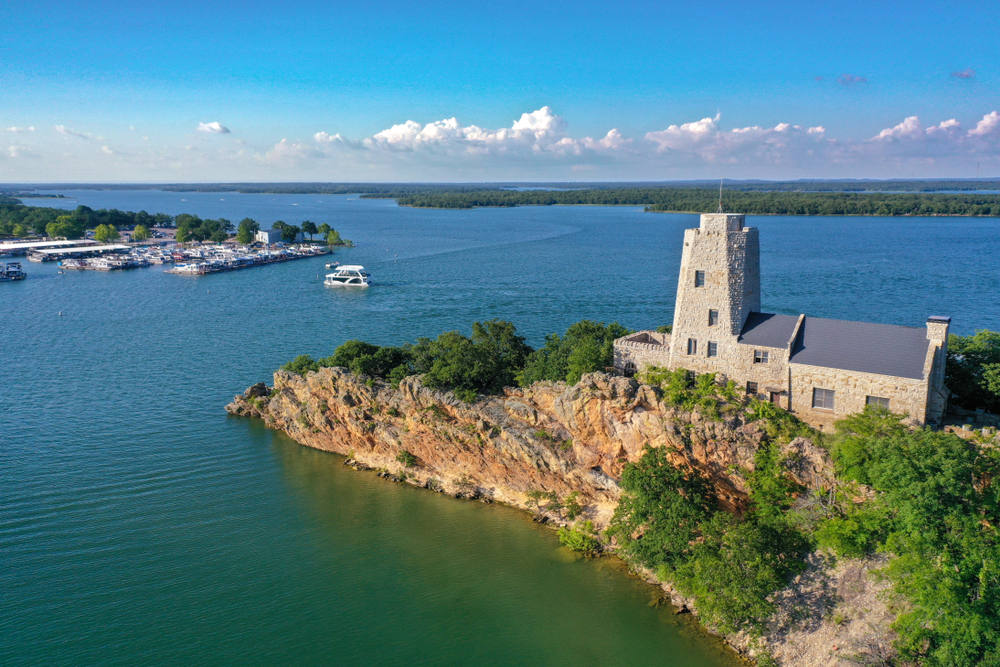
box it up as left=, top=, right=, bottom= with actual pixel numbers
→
left=2, top=0, right=998, bottom=182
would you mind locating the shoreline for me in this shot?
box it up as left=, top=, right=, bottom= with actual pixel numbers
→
left=226, top=366, right=891, bottom=666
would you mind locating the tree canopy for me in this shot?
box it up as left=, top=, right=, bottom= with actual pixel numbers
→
left=176, top=215, right=232, bottom=244
left=132, top=224, right=151, bottom=242
left=517, top=320, right=630, bottom=386
left=947, top=329, right=1000, bottom=413
left=94, top=224, right=120, bottom=243
left=235, top=218, right=259, bottom=244
left=359, top=187, right=1000, bottom=216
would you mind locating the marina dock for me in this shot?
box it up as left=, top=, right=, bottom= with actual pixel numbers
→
left=165, top=245, right=330, bottom=275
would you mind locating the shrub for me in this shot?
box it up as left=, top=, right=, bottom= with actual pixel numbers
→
left=395, top=450, right=418, bottom=467
left=283, top=355, right=320, bottom=377
left=558, top=520, right=600, bottom=552
left=319, top=340, right=379, bottom=370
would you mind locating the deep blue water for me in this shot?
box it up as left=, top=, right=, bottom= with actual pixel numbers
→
left=3, top=192, right=997, bottom=666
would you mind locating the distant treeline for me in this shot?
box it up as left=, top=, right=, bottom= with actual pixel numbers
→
left=7, top=179, right=1000, bottom=194
left=360, top=188, right=1000, bottom=216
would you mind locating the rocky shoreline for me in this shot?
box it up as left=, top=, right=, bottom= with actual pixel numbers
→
left=227, top=367, right=895, bottom=666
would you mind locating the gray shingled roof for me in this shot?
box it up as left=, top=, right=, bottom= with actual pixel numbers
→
left=789, top=317, right=929, bottom=380
left=738, top=312, right=800, bottom=348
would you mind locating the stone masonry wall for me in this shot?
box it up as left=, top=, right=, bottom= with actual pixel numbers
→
left=667, top=218, right=760, bottom=379
left=788, top=363, right=928, bottom=430
left=613, top=331, right=672, bottom=373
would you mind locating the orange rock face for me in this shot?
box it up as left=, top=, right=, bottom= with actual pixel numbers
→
left=227, top=368, right=833, bottom=527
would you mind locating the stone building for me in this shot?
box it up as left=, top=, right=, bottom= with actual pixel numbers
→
left=613, top=213, right=950, bottom=428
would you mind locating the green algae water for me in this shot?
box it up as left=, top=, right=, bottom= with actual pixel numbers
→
left=3, top=192, right=999, bottom=666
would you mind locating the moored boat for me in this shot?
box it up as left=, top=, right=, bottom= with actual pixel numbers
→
left=0, top=262, right=26, bottom=281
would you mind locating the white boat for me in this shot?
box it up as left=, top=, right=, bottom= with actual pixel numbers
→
left=324, top=264, right=370, bottom=287
left=0, top=262, right=26, bottom=281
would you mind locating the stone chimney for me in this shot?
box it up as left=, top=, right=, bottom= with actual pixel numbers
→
left=925, top=316, right=951, bottom=423
left=926, top=315, right=951, bottom=344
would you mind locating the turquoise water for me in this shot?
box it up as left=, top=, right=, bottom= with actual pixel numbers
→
left=3, top=192, right=999, bottom=666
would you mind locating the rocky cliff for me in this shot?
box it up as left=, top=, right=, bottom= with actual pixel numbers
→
left=227, top=368, right=831, bottom=526
left=227, top=368, right=893, bottom=667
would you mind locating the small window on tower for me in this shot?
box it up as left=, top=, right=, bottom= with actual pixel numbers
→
left=695, top=271, right=705, bottom=287
left=754, top=350, right=769, bottom=364
left=708, top=309, right=718, bottom=326
left=687, top=338, right=697, bottom=355
left=707, top=342, right=718, bottom=357
left=746, top=381, right=758, bottom=395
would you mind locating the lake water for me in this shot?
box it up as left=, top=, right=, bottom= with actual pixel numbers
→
left=3, top=192, right=998, bottom=666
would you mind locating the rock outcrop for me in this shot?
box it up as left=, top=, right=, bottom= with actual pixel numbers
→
left=227, top=368, right=833, bottom=526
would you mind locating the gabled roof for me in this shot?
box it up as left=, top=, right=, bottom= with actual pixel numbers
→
left=789, top=317, right=929, bottom=380
left=738, top=312, right=800, bottom=349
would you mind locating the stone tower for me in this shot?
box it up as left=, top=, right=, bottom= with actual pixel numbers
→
left=667, top=213, right=760, bottom=374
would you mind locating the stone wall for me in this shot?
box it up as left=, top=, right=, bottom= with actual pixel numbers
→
left=613, top=331, right=671, bottom=373
left=788, top=363, right=929, bottom=430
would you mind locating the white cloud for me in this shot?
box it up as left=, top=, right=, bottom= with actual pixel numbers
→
left=926, top=119, right=960, bottom=136
left=968, top=111, right=1000, bottom=137
left=6, top=126, right=35, bottom=133
left=197, top=121, right=231, bottom=134
left=645, top=114, right=720, bottom=151
left=873, top=116, right=922, bottom=141
left=54, top=125, right=94, bottom=140
left=10, top=106, right=1000, bottom=181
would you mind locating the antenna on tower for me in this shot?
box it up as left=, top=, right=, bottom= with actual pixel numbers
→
left=717, top=178, right=724, bottom=213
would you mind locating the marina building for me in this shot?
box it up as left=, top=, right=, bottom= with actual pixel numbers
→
left=613, top=213, right=950, bottom=428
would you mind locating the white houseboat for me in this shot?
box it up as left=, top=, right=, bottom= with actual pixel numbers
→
left=324, top=264, right=370, bottom=287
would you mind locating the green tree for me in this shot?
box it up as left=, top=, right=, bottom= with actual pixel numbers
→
left=281, top=224, right=300, bottom=243
left=282, top=355, right=320, bottom=377
left=175, top=226, right=190, bottom=243
left=608, top=445, right=715, bottom=571
left=517, top=320, right=631, bottom=386
left=235, top=218, right=259, bottom=244
left=321, top=340, right=380, bottom=369
left=94, top=224, right=120, bottom=243
left=317, top=223, right=331, bottom=238
left=12, top=223, right=28, bottom=238
left=947, top=329, right=1000, bottom=412
left=132, top=224, right=151, bottom=242
left=211, top=229, right=229, bottom=244
left=326, top=229, right=343, bottom=245
left=301, top=220, right=318, bottom=240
